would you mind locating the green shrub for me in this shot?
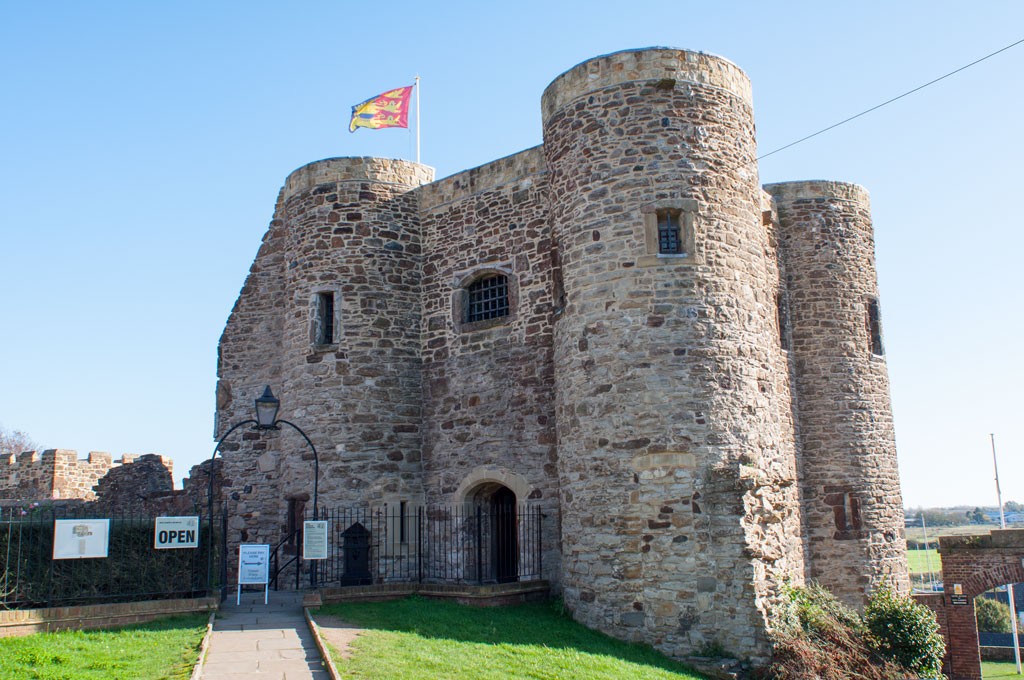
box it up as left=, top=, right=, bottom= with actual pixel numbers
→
left=975, top=596, right=1013, bottom=633
left=762, top=583, right=904, bottom=680
left=864, top=583, right=945, bottom=678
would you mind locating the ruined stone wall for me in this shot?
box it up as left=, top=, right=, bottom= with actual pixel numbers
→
left=0, top=450, right=169, bottom=502
left=767, top=181, right=909, bottom=608
left=543, top=48, right=804, bottom=662
left=417, top=147, right=561, bottom=582
left=216, top=158, right=433, bottom=549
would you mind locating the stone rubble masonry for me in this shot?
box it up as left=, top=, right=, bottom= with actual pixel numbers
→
left=0, top=449, right=215, bottom=516
left=766, top=180, right=909, bottom=608
left=543, top=48, right=802, bottom=662
left=215, top=47, right=909, bottom=664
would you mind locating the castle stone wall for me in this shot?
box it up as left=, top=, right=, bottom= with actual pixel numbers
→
left=768, top=180, right=909, bottom=606
left=543, top=48, right=803, bottom=661
left=216, top=158, right=433, bottom=547
left=418, top=147, right=561, bottom=581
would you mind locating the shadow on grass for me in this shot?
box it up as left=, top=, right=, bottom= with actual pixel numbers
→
left=319, top=596, right=707, bottom=678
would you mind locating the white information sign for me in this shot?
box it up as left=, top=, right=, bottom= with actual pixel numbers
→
left=238, top=544, right=270, bottom=585
left=303, top=520, right=329, bottom=560
left=237, top=544, right=270, bottom=605
left=53, top=519, right=110, bottom=560
left=154, top=516, right=200, bottom=549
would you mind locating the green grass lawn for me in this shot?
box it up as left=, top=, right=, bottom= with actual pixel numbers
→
left=0, top=614, right=209, bottom=680
left=983, top=659, right=1024, bottom=678
left=907, top=547, right=942, bottom=575
left=317, top=597, right=709, bottom=680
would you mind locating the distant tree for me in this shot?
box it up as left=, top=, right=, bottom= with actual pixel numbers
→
left=967, top=507, right=987, bottom=524
left=976, top=597, right=1012, bottom=633
left=920, top=509, right=961, bottom=527
left=0, top=425, right=40, bottom=455
left=1004, top=501, right=1024, bottom=514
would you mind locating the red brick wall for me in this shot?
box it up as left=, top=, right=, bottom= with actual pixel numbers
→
left=935, top=530, right=1024, bottom=680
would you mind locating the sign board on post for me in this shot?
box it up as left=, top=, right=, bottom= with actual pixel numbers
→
left=303, top=520, right=329, bottom=560
left=154, top=516, right=199, bottom=549
left=237, top=544, right=270, bottom=605
left=53, top=519, right=110, bottom=560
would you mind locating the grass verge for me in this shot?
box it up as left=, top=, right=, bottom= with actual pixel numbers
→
left=318, top=597, right=709, bottom=680
left=984, top=660, right=1024, bottom=678
left=0, top=613, right=209, bottom=680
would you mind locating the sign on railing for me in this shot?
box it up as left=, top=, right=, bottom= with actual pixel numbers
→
left=53, top=519, right=110, bottom=560
left=303, top=520, right=328, bottom=560
left=154, top=516, right=199, bottom=549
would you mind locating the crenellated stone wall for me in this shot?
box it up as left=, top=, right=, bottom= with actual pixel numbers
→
left=0, top=450, right=173, bottom=503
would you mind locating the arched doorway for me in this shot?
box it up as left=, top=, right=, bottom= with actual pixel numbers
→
left=467, top=483, right=519, bottom=584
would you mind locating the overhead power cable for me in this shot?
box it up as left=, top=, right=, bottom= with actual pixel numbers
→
left=757, top=37, right=1024, bottom=162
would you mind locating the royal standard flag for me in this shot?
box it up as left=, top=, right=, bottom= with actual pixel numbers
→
left=349, top=85, right=413, bottom=133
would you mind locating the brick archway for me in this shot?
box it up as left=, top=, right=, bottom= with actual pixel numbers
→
left=933, top=529, right=1024, bottom=680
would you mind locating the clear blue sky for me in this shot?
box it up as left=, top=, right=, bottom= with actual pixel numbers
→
left=1, top=1, right=1021, bottom=509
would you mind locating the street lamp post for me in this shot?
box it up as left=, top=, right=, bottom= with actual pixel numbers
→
left=206, top=386, right=320, bottom=598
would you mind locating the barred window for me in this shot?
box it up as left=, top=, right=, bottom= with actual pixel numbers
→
left=466, top=274, right=509, bottom=323
left=657, top=209, right=683, bottom=254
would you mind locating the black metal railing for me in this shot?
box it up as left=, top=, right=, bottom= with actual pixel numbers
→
left=0, top=504, right=225, bottom=609
left=304, top=503, right=544, bottom=588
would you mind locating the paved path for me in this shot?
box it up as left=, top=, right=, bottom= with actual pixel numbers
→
left=199, top=591, right=330, bottom=680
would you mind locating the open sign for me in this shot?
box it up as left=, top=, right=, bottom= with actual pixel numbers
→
left=154, top=516, right=200, bottom=549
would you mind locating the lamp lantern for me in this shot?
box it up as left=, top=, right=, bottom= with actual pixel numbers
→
left=254, top=385, right=280, bottom=429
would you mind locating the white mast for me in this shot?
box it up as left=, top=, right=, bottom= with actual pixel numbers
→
left=993, top=432, right=1022, bottom=674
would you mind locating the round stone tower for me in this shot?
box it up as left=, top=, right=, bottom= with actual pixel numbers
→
left=217, top=157, right=433, bottom=548
left=767, top=180, right=909, bottom=606
left=543, top=49, right=803, bottom=661
left=275, top=157, right=433, bottom=508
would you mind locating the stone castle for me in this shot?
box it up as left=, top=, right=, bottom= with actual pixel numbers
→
left=215, top=47, right=909, bottom=661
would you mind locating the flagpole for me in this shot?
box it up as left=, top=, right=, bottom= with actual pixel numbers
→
left=993, top=433, right=1022, bottom=674
left=415, top=75, right=421, bottom=164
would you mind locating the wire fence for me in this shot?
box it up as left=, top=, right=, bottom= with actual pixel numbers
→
left=0, top=505, right=225, bottom=609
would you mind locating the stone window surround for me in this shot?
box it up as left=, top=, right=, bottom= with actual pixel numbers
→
left=451, top=263, right=518, bottom=333
left=637, top=199, right=699, bottom=267
left=309, top=286, right=341, bottom=349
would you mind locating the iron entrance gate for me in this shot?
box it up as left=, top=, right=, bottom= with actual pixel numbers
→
left=267, top=503, right=545, bottom=590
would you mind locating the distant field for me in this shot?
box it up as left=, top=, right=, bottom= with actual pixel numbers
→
left=907, top=547, right=942, bottom=575
left=905, top=523, right=1000, bottom=543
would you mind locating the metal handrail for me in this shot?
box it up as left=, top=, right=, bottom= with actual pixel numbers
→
left=269, top=528, right=302, bottom=591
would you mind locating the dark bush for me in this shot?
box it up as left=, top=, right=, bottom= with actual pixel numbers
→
left=864, top=583, right=945, bottom=679
left=975, top=595, right=1012, bottom=633
left=1, top=510, right=222, bottom=608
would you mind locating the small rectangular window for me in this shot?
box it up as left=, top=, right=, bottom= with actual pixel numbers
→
left=776, top=292, right=791, bottom=351
left=657, top=210, right=682, bottom=254
left=316, top=292, right=335, bottom=345
left=866, top=298, right=883, bottom=356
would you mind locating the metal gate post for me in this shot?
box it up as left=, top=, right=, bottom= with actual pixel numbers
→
left=476, top=505, right=483, bottom=585
left=417, top=506, right=423, bottom=584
